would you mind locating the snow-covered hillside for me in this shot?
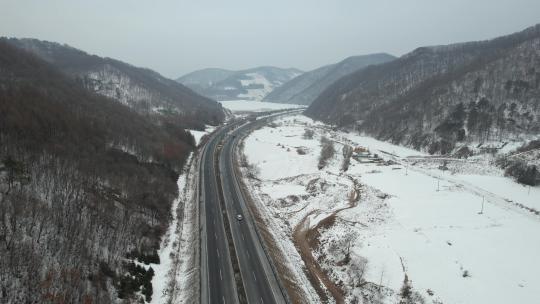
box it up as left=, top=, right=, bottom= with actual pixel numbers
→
left=177, top=66, right=303, bottom=101
left=240, top=114, right=540, bottom=304
left=6, top=38, right=225, bottom=129
left=238, top=72, right=282, bottom=100
left=85, top=64, right=173, bottom=112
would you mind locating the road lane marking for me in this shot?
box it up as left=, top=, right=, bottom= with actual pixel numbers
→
left=247, top=251, right=250, bottom=259
left=252, top=271, right=257, bottom=281
left=220, top=269, right=222, bottom=281
left=242, top=232, right=245, bottom=241
left=217, top=247, right=220, bottom=258
left=261, top=297, right=264, bottom=304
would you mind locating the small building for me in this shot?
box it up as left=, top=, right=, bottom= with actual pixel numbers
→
left=354, top=146, right=369, bottom=153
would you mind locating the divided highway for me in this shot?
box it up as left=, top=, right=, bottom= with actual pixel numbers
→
left=200, top=123, right=240, bottom=304
left=199, top=111, right=300, bottom=304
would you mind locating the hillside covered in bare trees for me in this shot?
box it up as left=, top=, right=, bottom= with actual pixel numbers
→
left=306, top=24, right=540, bottom=155
left=5, top=38, right=225, bottom=130
left=263, top=53, right=395, bottom=105
left=0, top=40, right=199, bottom=303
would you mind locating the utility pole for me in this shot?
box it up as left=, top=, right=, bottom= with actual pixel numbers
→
left=478, top=197, right=485, bottom=214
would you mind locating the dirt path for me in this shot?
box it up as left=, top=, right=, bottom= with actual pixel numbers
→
left=292, top=175, right=361, bottom=304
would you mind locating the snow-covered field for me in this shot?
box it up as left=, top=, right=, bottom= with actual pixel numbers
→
left=218, top=99, right=303, bottom=112
left=188, top=126, right=216, bottom=146
left=241, top=114, right=540, bottom=304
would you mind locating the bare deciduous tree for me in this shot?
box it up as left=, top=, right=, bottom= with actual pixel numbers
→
left=318, top=136, right=335, bottom=169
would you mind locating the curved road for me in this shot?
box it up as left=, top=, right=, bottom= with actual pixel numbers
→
left=200, top=111, right=300, bottom=304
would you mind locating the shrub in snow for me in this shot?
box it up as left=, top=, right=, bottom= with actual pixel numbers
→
left=454, top=146, right=473, bottom=159
left=318, top=136, right=335, bottom=169
left=341, top=145, right=353, bottom=171
left=118, top=262, right=155, bottom=302
left=400, top=275, right=413, bottom=300
left=502, top=160, right=539, bottom=186
left=399, top=274, right=426, bottom=304
left=303, top=128, right=314, bottom=139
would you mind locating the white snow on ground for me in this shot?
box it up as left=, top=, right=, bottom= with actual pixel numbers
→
left=455, top=174, right=539, bottom=210
left=149, top=154, right=193, bottom=304
left=150, top=153, right=200, bottom=304
left=347, top=163, right=540, bottom=304
left=188, top=126, right=216, bottom=146
left=218, top=99, right=303, bottom=112
left=241, top=114, right=540, bottom=304
left=188, top=130, right=206, bottom=146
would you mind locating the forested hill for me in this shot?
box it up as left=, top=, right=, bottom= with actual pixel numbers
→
left=263, top=53, right=395, bottom=105
left=0, top=40, right=192, bottom=303
left=5, top=37, right=225, bottom=130
left=305, top=24, right=540, bottom=154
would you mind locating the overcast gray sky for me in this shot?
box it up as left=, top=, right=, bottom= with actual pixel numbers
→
left=2, top=0, right=539, bottom=78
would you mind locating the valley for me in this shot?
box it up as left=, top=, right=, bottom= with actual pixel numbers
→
left=1, top=5, right=539, bottom=304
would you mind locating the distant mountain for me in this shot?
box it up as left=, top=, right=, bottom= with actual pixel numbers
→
left=263, top=53, right=396, bottom=105
left=5, top=38, right=224, bottom=129
left=0, top=40, right=195, bottom=303
left=177, top=68, right=236, bottom=89
left=306, top=24, right=540, bottom=155
left=177, top=66, right=303, bottom=101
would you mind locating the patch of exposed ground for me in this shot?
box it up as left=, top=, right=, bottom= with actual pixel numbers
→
left=292, top=176, right=361, bottom=304
left=293, top=212, right=341, bottom=303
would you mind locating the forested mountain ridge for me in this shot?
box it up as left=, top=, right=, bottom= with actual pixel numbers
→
left=305, top=24, right=540, bottom=155
left=263, top=53, right=396, bottom=105
left=177, top=66, right=303, bottom=101
left=0, top=40, right=194, bottom=303
left=176, top=67, right=236, bottom=89
left=4, top=37, right=224, bottom=129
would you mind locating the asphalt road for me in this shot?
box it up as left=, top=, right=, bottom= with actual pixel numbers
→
left=200, top=110, right=301, bottom=304
left=219, top=122, right=286, bottom=304
left=200, top=123, right=240, bottom=304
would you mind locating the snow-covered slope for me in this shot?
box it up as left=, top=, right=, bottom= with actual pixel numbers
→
left=177, top=66, right=303, bottom=101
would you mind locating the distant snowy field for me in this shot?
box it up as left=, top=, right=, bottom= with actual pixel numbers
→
left=218, top=99, right=303, bottom=112
left=241, top=114, right=540, bottom=304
